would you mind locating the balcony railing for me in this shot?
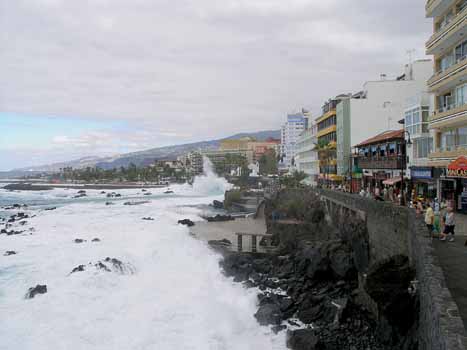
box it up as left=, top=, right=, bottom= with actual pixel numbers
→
left=429, top=56, right=467, bottom=91
left=356, top=156, right=405, bottom=170
left=426, top=6, right=467, bottom=53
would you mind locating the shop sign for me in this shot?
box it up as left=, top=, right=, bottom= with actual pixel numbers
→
left=447, top=156, right=467, bottom=178
left=410, top=167, right=432, bottom=179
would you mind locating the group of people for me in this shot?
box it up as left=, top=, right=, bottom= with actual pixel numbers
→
left=358, top=185, right=403, bottom=204
left=355, top=185, right=461, bottom=243
left=422, top=201, right=457, bottom=242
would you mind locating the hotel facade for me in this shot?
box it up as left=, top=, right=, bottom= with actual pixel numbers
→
left=426, top=0, right=467, bottom=211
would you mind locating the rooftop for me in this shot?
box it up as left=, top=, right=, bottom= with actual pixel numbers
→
left=354, top=129, right=404, bottom=148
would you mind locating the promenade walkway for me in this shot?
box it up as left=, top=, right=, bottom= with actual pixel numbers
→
left=433, top=237, right=467, bottom=330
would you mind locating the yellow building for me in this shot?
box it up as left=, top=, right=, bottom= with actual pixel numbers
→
left=219, top=137, right=254, bottom=152
left=426, top=0, right=467, bottom=167
left=315, top=98, right=340, bottom=183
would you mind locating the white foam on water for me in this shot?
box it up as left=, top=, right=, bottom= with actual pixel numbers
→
left=0, top=185, right=284, bottom=349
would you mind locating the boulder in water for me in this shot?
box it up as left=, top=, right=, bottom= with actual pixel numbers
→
left=254, top=303, right=283, bottom=326
left=44, top=207, right=57, bottom=211
left=142, top=217, right=155, bottom=221
left=25, top=284, right=47, bottom=299
left=4, top=250, right=17, bottom=256
left=178, top=219, right=194, bottom=227
left=92, top=238, right=101, bottom=242
left=286, top=329, right=319, bottom=350
left=70, top=265, right=86, bottom=274
left=208, top=239, right=232, bottom=247
left=206, top=214, right=234, bottom=222
left=212, top=200, right=224, bottom=209
left=74, top=238, right=86, bottom=243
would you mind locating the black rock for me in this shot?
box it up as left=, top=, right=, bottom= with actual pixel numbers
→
left=208, top=239, right=232, bottom=247
left=77, top=190, right=86, bottom=194
left=144, top=192, right=152, bottom=196
left=95, top=261, right=111, bottom=272
left=105, top=202, right=114, bottom=205
left=212, top=200, right=224, bottom=209
left=44, top=207, right=57, bottom=211
left=100, top=191, right=106, bottom=194
left=141, top=189, right=147, bottom=192
left=25, top=284, right=47, bottom=299
left=254, top=303, right=283, bottom=326
left=74, top=238, right=86, bottom=243
left=178, top=219, right=194, bottom=227
left=286, top=329, right=319, bottom=350
left=92, top=238, right=101, bottom=242
left=70, top=265, right=86, bottom=274
left=142, top=217, right=155, bottom=221
left=4, top=250, right=17, bottom=256
left=206, top=214, right=234, bottom=222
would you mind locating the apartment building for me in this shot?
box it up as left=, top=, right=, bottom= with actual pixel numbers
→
left=280, top=110, right=309, bottom=169
left=296, top=122, right=319, bottom=185
left=316, top=98, right=341, bottom=184
left=335, top=60, right=433, bottom=177
left=426, top=0, right=467, bottom=211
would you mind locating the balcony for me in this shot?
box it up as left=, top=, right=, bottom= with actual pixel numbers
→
left=426, top=6, right=467, bottom=55
left=429, top=104, right=467, bottom=128
left=356, top=156, right=405, bottom=170
left=316, top=125, right=336, bottom=138
left=429, top=147, right=467, bottom=166
left=315, top=109, right=336, bottom=124
left=426, top=0, right=456, bottom=18
left=428, top=56, right=467, bottom=92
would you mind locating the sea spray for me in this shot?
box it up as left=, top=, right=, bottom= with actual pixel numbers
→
left=0, top=186, right=284, bottom=349
left=190, top=157, right=233, bottom=196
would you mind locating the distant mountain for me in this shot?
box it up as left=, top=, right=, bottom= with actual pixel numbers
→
left=12, top=130, right=280, bottom=172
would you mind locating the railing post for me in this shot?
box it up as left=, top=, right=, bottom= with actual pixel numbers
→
left=237, top=234, right=243, bottom=252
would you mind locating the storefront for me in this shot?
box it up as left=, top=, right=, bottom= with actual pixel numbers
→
left=409, top=166, right=437, bottom=201
left=446, top=156, right=467, bottom=214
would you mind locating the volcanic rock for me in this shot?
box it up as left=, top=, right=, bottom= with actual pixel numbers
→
left=4, top=250, right=17, bottom=256
left=25, top=285, right=47, bottom=299
left=286, top=329, right=319, bottom=350
left=178, top=219, right=194, bottom=227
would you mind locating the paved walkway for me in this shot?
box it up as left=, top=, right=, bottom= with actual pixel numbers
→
left=433, top=237, right=467, bottom=330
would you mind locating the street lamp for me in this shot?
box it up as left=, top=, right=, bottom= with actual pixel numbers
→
left=400, top=130, right=412, bottom=206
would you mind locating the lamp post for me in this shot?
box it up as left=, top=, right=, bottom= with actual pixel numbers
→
left=400, top=130, right=412, bottom=206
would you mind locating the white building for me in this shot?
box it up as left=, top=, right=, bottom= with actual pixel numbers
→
left=404, top=92, right=438, bottom=199
left=296, top=122, right=319, bottom=185
left=280, top=110, right=309, bottom=169
left=336, top=59, right=434, bottom=175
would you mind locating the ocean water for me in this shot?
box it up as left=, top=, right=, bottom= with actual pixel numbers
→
left=0, top=162, right=285, bottom=350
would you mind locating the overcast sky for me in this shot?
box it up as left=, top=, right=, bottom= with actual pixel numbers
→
left=0, top=0, right=432, bottom=170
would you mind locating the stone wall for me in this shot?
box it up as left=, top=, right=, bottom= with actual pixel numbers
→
left=317, top=189, right=467, bottom=350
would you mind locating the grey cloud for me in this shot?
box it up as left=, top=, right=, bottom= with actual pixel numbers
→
left=0, top=0, right=431, bottom=147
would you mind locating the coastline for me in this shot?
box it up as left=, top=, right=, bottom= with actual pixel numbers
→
left=1, top=183, right=170, bottom=191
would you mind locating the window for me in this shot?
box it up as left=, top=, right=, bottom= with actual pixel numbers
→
left=458, top=127, right=467, bottom=147
left=441, top=129, right=456, bottom=151
left=413, top=137, right=433, bottom=159
left=455, top=84, right=467, bottom=106
left=405, top=106, right=429, bottom=136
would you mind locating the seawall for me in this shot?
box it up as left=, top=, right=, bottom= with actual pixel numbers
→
left=316, top=189, right=467, bottom=350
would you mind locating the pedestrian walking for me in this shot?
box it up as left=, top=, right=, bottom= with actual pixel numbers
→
left=424, top=203, right=434, bottom=238
left=440, top=207, right=456, bottom=242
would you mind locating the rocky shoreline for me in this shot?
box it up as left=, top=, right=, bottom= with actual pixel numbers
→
left=206, top=189, right=418, bottom=350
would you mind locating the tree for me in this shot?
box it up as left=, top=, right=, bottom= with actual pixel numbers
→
left=259, top=149, right=278, bottom=175
left=280, top=170, right=307, bottom=189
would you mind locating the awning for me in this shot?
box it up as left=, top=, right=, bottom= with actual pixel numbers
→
left=382, top=177, right=401, bottom=186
